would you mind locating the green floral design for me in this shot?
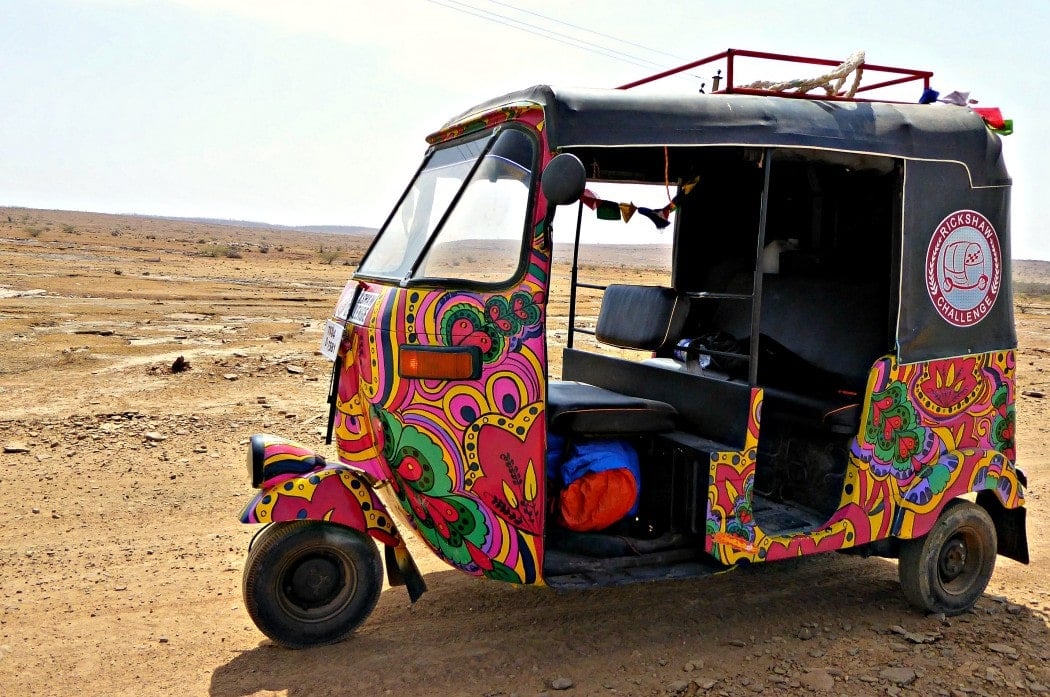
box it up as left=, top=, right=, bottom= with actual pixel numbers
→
left=373, top=406, right=490, bottom=568
left=438, top=291, right=543, bottom=365
left=991, top=383, right=1015, bottom=454
left=440, top=303, right=505, bottom=363
left=485, top=291, right=541, bottom=336
left=866, top=382, right=929, bottom=478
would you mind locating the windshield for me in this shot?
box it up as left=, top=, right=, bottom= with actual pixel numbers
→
left=356, top=128, right=536, bottom=284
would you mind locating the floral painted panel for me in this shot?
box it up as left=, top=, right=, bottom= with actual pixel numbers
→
left=706, top=352, right=1023, bottom=565
left=332, top=112, right=552, bottom=584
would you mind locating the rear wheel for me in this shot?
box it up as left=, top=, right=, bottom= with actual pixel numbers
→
left=243, top=521, right=383, bottom=648
left=898, top=500, right=996, bottom=615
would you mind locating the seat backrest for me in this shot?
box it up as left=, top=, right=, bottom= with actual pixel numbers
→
left=708, top=272, right=888, bottom=389
left=595, top=285, right=690, bottom=351
left=759, top=274, right=887, bottom=382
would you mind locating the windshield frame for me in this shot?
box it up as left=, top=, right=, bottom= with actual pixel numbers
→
left=353, top=124, right=540, bottom=290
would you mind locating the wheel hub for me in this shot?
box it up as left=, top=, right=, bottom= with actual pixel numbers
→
left=279, top=550, right=357, bottom=619
left=290, top=557, right=341, bottom=607
left=939, top=538, right=969, bottom=580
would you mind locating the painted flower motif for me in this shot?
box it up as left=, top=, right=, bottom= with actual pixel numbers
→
left=372, top=406, right=490, bottom=570
left=902, top=454, right=960, bottom=508
left=468, top=419, right=543, bottom=535
left=914, top=357, right=981, bottom=415
left=991, top=383, right=1016, bottom=457
left=485, top=291, right=543, bottom=336
left=441, top=304, right=503, bottom=363
left=726, top=475, right=756, bottom=541
left=439, top=291, right=543, bottom=365
left=865, top=382, right=932, bottom=480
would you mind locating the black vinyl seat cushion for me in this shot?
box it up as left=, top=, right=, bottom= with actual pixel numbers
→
left=547, top=380, right=677, bottom=435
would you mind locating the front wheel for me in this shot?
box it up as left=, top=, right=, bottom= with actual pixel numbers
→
left=898, top=500, right=997, bottom=615
left=243, top=521, right=383, bottom=648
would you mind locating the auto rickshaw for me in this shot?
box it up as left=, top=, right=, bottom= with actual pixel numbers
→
left=238, top=49, right=1028, bottom=648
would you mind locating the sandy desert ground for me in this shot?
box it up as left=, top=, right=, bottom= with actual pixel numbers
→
left=2, top=208, right=1050, bottom=697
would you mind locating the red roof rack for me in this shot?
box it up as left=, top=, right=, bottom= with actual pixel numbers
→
left=617, top=48, right=933, bottom=102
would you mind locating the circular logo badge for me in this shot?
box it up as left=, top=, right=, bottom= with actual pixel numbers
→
left=925, top=210, right=1001, bottom=327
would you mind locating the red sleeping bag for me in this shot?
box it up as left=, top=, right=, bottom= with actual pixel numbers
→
left=551, top=439, right=641, bottom=532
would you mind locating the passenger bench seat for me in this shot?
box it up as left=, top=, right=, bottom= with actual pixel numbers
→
left=548, top=285, right=689, bottom=436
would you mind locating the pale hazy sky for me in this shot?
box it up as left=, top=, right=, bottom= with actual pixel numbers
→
left=2, top=1, right=1047, bottom=258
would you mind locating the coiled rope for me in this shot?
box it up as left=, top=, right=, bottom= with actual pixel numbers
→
left=742, top=50, right=866, bottom=98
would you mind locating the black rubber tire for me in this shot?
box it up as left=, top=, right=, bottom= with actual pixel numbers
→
left=898, top=500, right=997, bottom=615
left=243, top=521, right=383, bottom=648
left=247, top=522, right=281, bottom=553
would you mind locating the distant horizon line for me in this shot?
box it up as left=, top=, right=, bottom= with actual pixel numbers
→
left=5, top=204, right=1050, bottom=258
left=0, top=204, right=378, bottom=234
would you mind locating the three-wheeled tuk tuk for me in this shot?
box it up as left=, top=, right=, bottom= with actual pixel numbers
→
left=238, top=50, right=1028, bottom=648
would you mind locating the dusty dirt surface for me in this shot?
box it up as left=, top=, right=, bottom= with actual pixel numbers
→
left=2, top=208, right=1050, bottom=697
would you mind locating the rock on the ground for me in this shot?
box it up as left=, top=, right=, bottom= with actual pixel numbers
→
left=988, top=643, right=1020, bottom=658
left=879, top=667, right=918, bottom=686
left=799, top=669, right=835, bottom=692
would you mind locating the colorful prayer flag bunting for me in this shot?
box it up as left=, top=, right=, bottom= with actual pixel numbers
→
left=575, top=176, right=699, bottom=229
left=636, top=207, right=672, bottom=229
left=580, top=189, right=599, bottom=210
left=596, top=200, right=621, bottom=220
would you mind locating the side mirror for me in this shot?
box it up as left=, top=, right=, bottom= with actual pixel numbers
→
left=541, top=153, right=586, bottom=206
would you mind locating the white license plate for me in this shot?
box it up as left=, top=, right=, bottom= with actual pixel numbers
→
left=320, top=319, right=344, bottom=361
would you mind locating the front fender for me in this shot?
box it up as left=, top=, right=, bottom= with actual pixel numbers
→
left=240, top=465, right=400, bottom=547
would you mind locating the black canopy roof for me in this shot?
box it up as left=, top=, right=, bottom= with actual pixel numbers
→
left=445, top=85, right=1009, bottom=187
left=444, top=84, right=1016, bottom=361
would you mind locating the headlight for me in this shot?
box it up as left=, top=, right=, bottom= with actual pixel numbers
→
left=248, top=434, right=267, bottom=488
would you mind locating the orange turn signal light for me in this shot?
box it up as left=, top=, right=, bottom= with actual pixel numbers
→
left=398, top=345, right=481, bottom=380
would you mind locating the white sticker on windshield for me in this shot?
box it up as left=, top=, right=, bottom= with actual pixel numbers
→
left=349, top=290, right=380, bottom=326
left=320, top=319, right=344, bottom=362
left=334, top=284, right=356, bottom=321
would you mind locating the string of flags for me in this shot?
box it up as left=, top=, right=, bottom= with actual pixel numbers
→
left=919, top=88, right=1013, bottom=136
left=579, top=176, right=700, bottom=230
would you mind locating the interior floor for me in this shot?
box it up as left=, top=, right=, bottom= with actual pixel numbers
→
left=541, top=491, right=830, bottom=588
left=543, top=527, right=721, bottom=589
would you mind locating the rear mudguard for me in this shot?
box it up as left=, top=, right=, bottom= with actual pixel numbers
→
left=239, top=435, right=427, bottom=599
left=977, top=487, right=1029, bottom=564
left=892, top=447, right=1027, bottom=561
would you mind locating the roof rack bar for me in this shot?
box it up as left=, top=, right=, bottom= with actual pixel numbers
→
left=616, top=48, right=933, bottom=101
left=727, top=48, right=846, bottom=68
left=855, top=73, right=933, bottom=94
left=616, top=50, right=728, bottom=90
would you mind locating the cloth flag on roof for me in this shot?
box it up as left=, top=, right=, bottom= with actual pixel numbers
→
left=972, top=107, right=1014, bottom=135
left=918, top=85, right=1013, bottom=137
left=939, top=90, right=973, bottom=106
